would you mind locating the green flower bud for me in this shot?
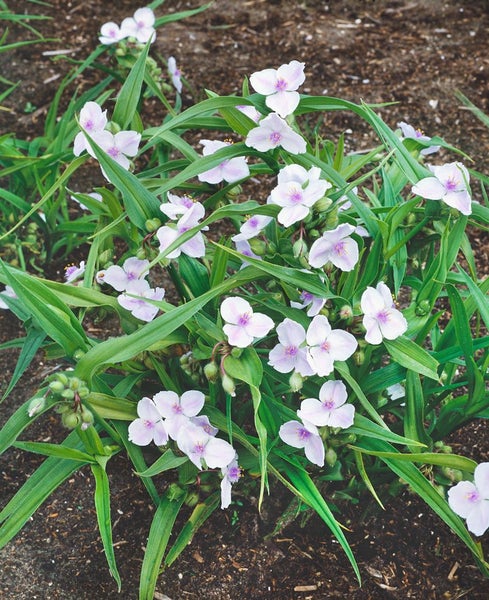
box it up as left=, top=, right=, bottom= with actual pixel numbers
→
left=204, top=362, right=219, bottom=383
left=78, top=387, right=90, bottom=399
left=61, top=389, right=75, bottom=401
left=145, top=218, right=162, bottom=232
left=226, top=184, right=242, bottom=199
left=441, top=467, right=463, bottom=483
left=62, top=411, right=82, bottom=429
left=230, top=347, right=243, bottom=359
left=338, top=305, right=353, bottom=320
left=289, top=371, right=303, bottom=392
left=415, top=299, right=431, bottom=317
left=353, top=350, right=365, bottom=366
left=28, top=396, right=46, bottom=418
left=72, top=349, right=85, bottom=361
left=248, top=238, right=267, bottom=256
left=292, top=238, right=308, bottom=258
left=221, top=373, right=236, bottom=397
left=185, top=492, right=200, bottom=508
left=81, top=408, right=94, bottom=425
left=49, top=380, right=65, bottom=394
left=313, top=197, right=333, bottom=213
left=325, top=447, right=337, bottom=467
left=69, top=377, right=81, bottom=391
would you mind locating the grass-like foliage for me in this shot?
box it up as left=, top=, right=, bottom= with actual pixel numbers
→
left=1, top=3, right=489, bottom=596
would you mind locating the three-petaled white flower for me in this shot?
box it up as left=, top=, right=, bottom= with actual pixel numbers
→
left=152, top=390, right=205, bottom=440
left=245, top=113, right=306, bottom=154
left=73, top=102, right=108, bottom=157
left=99, top=21, right=125, bottom=45
left=448, top=462, right=489, bottom=536
left=279, top=419, right=325, bottom=467
left=268, top=164, right=331, bottom=227
left=268, top=318, right=314, bottom=376
left=99, top=257, right=149, bottom=291
left=305, top=315, right=357, bottom=377
left=397, top=121, right=440, bottom=156
left=297, top=380, right=355, bottom=430
left=412, top=161, right=472, bottom=215
left=361, top=282, right=408, bottom=345
left=128, top=396, right=168, bottom=446
left=120, top=7, right=156, bottom=44
left=220, top=456, right=242, bottom=509
left=156, top=202, right=207, bottom=259
left=117, top=279, right=165, bottom=322
left=64, top=261, right=86, bottom=284
left=250, top=60, right=305, bottom=118
left=160, top=192, right=196, bottom=220
left=308, top=223, right=359, bottom=272
left=197, top=139, right=250, bottom=185
left=290, top=290, right=326, bottom=317
left=232, top=214, right=272, bottom=242
left=176, top=421, right=236, bottom=470
left=221, top=297, right=274, bottom=348
left=87, top=130, right=141, bottom=176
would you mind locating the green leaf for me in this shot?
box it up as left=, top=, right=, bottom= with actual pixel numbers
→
left=384, top=336, right=439, bottom=381
left=12, top=441, right=96, bottom=463
left=90, top=463, right=121, bottom=590
left=1, top=327, right=46, bottom=400
left=139, top=490, right=186, bottom=600
left=137, top=449, right=188, bottom=477
left=404, top=371, right=431, bottom=448
left=112, top=40, right=151, bottom=129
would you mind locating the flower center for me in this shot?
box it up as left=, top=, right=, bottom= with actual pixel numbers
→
left=275, top=78, right=288, bottom=92
left=269, top=131, right=282, bottom=145
left=285, top=345, right=298, bottom=357
left=333, top=241, right=346, bottom=255
left=108, top=146, right=119, bottom=158
left=84, top=119, right=94, bottom=132
left=172, top=403, right=183, bottom=414
left=376, top=309, right=390, bottom=324
left=467, top=490, right=481, bottom=503
left=445, top=177, right=458, bottom=192
left=228, top=465, right=242, bottom=482
left=298, top=427, right=311, bottom=441
left=320, top=340, right=330, bottom=352
left=290, top=188, right=303, bottom=204
left=143, top=419, right=155, bottom=430
left=323, top=400, right=335, bottom=410
left=238, top=313, right=251, bottom=326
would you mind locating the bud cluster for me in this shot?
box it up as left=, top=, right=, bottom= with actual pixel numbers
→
left=48, top=373, right=94, bottom=430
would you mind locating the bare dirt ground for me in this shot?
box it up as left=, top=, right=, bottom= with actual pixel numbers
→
left=1, top=1, right=489, bottom=598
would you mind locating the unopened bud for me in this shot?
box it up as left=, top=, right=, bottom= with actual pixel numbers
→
left=353, top=350, right=365, bottom=366
left=61, top=389, right=75, bottom=401
left=73, top=349, right=85, bottom=361
left=415, top=299, right=431, bottom=317
left=325, top=447, right=337, bottom=467
left=289, top=371, right=303, bottom=392
left=313, top=197, right=332, bottom=213
left=49, top=381, right=65, bottom=394
left=28, top=397, right=46, bottom=418
left=441, top=467, right=463, bottom=483
left=62, top=411, right=82, bottom=429
left=338, top=305, right=353, bottom=320
left=248, top=238, right=267, bottom=256
left=221, top=373, right=236, bottom=397
left=292, top=238, right=308, bottom=258
left=145, top=218, right=161, bottom=232
left=204, top=362, right=219, bottom=383
left=230, top=347, right=243, bottom=359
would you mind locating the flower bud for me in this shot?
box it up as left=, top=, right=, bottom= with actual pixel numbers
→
left=221, top=373, right=236, bottom=397
left=230, top=347, right=243, bottom=359
left=49, top=380, right=65, bottom=394
left=353, top=350, right=365, bottom=366
left=81, top=407, right=94, bottom=426
left=73, top=349, right=85, bottom=361
left=415, top=299, right=431, bottom=317
left=338, top=305, right=353, bottom=321
left=145, top=218, right=162, bottom=232
left=289, top=371, right=303, bottom=392
left=292, top=238, right=308, bottom=258
left=28, top=396, right=46, bottom=418
left=248, top=238, right=267, bottom=256
left=441, top=467, right=463, bottom=483
left=61, top=389, right=75, bottom=401
left=69, top=377, right=81, bottom=391
left=325, top=447, right=337, bottom=467
left=204, top=361, right=219, bottom=383
left=184, top=492, right=200, bottom=508
left=313, top=197, right=333, bottom=213
left=78, top=386, right=90, bottom=399
left=62, top=411, right=82, bottom=429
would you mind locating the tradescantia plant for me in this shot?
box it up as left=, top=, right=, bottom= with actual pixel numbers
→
left=1, top=3, right=489, bottom=597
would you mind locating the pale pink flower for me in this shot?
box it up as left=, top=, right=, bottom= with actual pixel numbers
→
left=245, top=113, right=306, bottom=154
left=160, top=192, right=197, bottom=220
left=412, top=162, right=472, bottom=215
left=398, top=121, right=440, bottom=156
left=297, top=380, right=355, bottom=430
left=361, top=282, right=408, bottom=345
left=306, top=315, right=357, bottom=377
left=176, top=421, right=236, bottom=470
left=448, top=462, right=489, bottom=536
left=100, top=257, right=149, bottom=291
left=120, top=7, right=156, bottom=44
left=232, top=214, right=272, bottom=242
left=64, top=261, right=86, bottom=283
left=197, top=139, right=250, bottom=184
left=156, top=203, right=207, bottom=259
left=268, top=164, right=331, bottom=227
left=0, top=285, right=17, bottom=310
left=168, top=56, right=182, bottom=93
left=128, top=396, right=168, bottom=446
left=221, top=297, right=274, bottom=348
left=220, top=456, right=241, bottom=509
left=268, top=318, right=314, bottom=376
left=290, top=291, right=326, bottom=317
left=308, top=223, right=359, bottom=271
left=236, top=104, right=262, bottom=123
left=153, top=390, right=205, bottom=440
left=279, top=419, right=324, bottom=467
left=99, top=21, right=124, bottom=45
left=250, top=60, right=305, bottom=118
left=88, top=129, right=141, bottom=174
left=117, top=279, right=165, bottom=322
left=73, top=102, right=108, bottom=156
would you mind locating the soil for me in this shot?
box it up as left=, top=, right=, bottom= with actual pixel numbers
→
left=1, top=0, right=489, bottom=598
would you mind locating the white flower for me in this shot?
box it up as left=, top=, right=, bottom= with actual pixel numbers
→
left=361, top=282, right=408, bottom=345
left=245, top=113, right=306, bottom=154
left=305, top=315, right=357, bottom=377
left=64, top=261, right=86, bottom=283
left=232, top=214, right=272, bottom=242
left=250, top=60, right=305, bottom=118
left=268, top=164, right=331, bottom=227
left=308, top=223, right=359, bottom=272
left=153, top=390, right=205, bottom=440
left=168, top=56, right=182, bottom=93
left=290, top=291, right=326, bottom=317
left=221, top=297, right=274, bottom=348
left=99, top=21, right=124, bottom=45
left=298, top=380, right=355, bottom=430
left=412, top=162, right=472, bottom=215
left=220, top=456, right=241, bottom=509
left=99, top=257, right=149, bottom=291
left=128, top=396, right=168, bottom=446
left=268, top=318, right=314, bottom=376
left=120, top=7, right=156, bottom=44
left=448, top=462, right=489, bottom=536
left=236, top=104, right=262, bottom=123
left=88, top=129, right=141, bottom=176
left=279, top=419, right=324, bottom=467
left=156, top=202, right=207, bottom=259
left=176, top=421, right=236, bottom=470
left=197, top=139, right=250, bottom=185
left=73, top=102, right=108, bottom=157
left=160, top=193, right=197, bottom=220
left=117, top=280, right=165, bottom=322
left=397, top=121, right=440, bottom=156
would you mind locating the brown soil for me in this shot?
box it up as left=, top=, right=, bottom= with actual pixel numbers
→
left=1, top=1, right=489, bottom=598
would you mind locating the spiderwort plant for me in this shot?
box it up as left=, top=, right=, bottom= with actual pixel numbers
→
left=1, top=12, right=489, bottom=599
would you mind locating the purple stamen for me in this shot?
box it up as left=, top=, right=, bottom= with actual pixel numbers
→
left=269, top=131, right=282, bottom=145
